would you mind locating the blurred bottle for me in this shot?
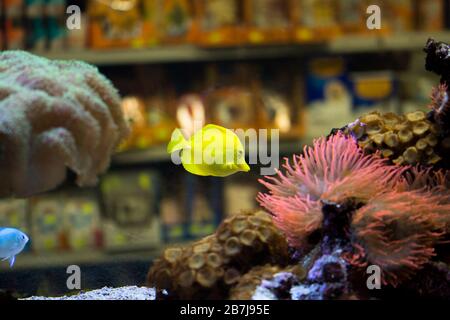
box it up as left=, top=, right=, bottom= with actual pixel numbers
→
left=387, top=0, right=414, bottom=33
left=4, top=0, right=25, bottom=49
left=25, top=0, right=46, bottom=51
left=45, top=0, right=67, bottom=51
left=416, top=0, right=444, bottom=31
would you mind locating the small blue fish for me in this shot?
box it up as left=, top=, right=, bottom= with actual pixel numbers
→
left=0, top=228, right=29, bottom=267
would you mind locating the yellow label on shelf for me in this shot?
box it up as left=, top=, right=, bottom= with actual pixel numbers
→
left=44, top=238, right=56, bottom=249
left=74, top=238, right=87, bottom=249
left=169, top=225, right=183, bottom=238
left=296, top=28, right=314, bottom=41
left=249, top=31, right=264, bottom=43
left=44, top=214, right=57, bottom=225
left=355, top=78, right=393, bottom=99
left=132, top=38, right=145, bottom=48
left=136, top=137, right=150, bottom=149
left=209, top=32, right=223, bottom=44
left=82, top=203, right=94, bottom=214
left=101, top=176, right=121, bottom=194
left=10, top=214, right=19, bottom=226
left=148, top=38, right=158, bottom=46
left=189, top=223, right=215, bottom=235
left=115, top=233, right=126, bottom=245
left=310, top=57, right=345, bottom=77
left=156, top=128, right=170, bottom=140
left=138, top=173, right=152, bottom=191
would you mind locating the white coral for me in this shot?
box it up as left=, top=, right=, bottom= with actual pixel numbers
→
left=0, top=51, right=129, bottom=197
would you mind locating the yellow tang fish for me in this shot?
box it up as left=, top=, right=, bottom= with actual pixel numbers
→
left=167, top=124, right=250, bottom=177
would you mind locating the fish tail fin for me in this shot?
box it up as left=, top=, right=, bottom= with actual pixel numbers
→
left=167, top=128, right=189, bottom=154
left=9, top=256, right=15, bottom=268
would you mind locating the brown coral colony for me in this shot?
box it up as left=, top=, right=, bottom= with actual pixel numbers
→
left=346, top=110, right=444, bottom=166
left=147, top=210, right=292, bottom=299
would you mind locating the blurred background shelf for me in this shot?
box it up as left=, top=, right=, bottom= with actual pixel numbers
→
left=113, top=146, right=171, bottom=165
left=33, top=44, right=323, bottom=65
left=112, top=140, right=303, bottom=165
left=327, top=31, right=450, bottom=53
left=32, top=32, right=450, bottom=66
left=0, top=245, right=187, bottom=271
left=0, top=252, right=149, bottom=271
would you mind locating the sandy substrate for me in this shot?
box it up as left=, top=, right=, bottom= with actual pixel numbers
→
left=23, top=286, right=156, bottom=300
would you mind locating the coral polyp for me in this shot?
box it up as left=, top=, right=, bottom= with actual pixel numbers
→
left=344, top=110, right=444, bottom=166
left=259, top=133, right=400, bottom=201
left=349, top=190, right=449, bottom=287
left=257, top=133, right=405, bottom=249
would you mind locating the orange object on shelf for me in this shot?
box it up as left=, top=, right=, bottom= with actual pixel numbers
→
left=88, top=0, right=152, bottom=49
left=255, top=69, right=305, bottom=140
left=243, top=0, right=291, bottom=45
left=416, top=0, right=444, bottom=31
left=336, top=0, right=366, bottom=34
left=118, top=96, right=147, bottom=151
left=203, top=64, right=257, bottom=130
left=385, top=0, right=414, bottom=33
left=193, top=0, right=245, bottom=47
left=138, top=97, right=177, bottom=149
left=205, top=86, right=257, bottom=130
left=4, top=0, right=25, bottom=49
left=118, top=95, right=177, bottom=151
left=141, top=0, right=163, bottom=46
left=159, top=0, right=196, bottom=44
left=290, top=0, right=341, bottom=43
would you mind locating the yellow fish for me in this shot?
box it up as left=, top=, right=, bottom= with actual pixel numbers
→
left=167, top=124, right=250, bottom=177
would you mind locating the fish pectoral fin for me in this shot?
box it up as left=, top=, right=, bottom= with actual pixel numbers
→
left=225, top=162, right=238, bottom=170
left=1, top=257, right=8, bottom=261
left=9, top=256, right=15, bottom=268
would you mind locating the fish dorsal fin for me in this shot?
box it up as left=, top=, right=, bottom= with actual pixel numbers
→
left=203, top=124, right=228, bottom=134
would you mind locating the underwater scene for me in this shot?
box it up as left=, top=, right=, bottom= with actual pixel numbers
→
left=0, top=0, right=450, bottom=304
